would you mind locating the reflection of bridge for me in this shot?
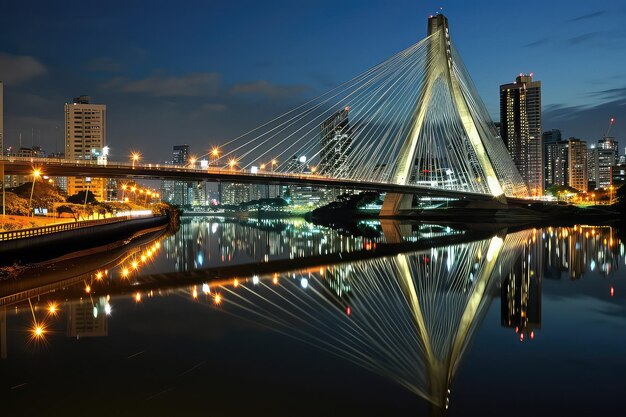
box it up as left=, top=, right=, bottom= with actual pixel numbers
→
left=0, top=15, right=531, bottom=215
left=0, top=218, right=532, bottom=415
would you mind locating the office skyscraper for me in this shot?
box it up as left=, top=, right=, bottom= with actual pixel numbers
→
left=568, top=138, right=587, bottom=193
left=500, top=74, right=542, bottom=196
left=64, top=95, right=107, bottom=200
left=545, top=140, right=569, bottom=188
left=319, top=107, right=352, bottom=178
left=591, top=137, right=618, bottom=189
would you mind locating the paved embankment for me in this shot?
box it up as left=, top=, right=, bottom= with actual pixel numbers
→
left=0, top=215, right=169, bottom=266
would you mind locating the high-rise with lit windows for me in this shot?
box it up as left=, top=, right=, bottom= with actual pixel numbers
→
left=500, top=74, right=542, bottom=195
left=64, top=95, right=107, bottom=200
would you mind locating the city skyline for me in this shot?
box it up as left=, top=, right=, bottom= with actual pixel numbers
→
left=0, top=1, right=625, bottom=162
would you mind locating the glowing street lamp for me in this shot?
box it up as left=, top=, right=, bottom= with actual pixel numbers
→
left=228, top=158, right=237, bottom=171
left=28, top=168, right=42, bottom=217
left=121, top=183, right=128, bottom=200
left=271, top=159, right=277, bottom=172
left=131, top=152, right=141, bottom=168
left=189, top=156, right=197, bottom=169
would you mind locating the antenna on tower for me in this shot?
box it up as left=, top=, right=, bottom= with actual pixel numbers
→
left=605, top=117, right=615, bottom=138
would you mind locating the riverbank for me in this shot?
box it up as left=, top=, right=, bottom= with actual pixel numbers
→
left=0, top=215, right=171, bottom=267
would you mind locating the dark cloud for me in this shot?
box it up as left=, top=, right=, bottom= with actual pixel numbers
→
left=0, top=52, right=46, bottom=85
left=566, top=31, right=603, bottom=45
left=524, top=37, right=551, bottom=48
left=587, top=86, right=626, bottom=101
left=84, top=57, right=123, bottom=73
left=543, top=97, right=626, bottom=140
left=229, top=80, right=310, bottom=99
left=568, top=10, right=607, bottom=22
left=102, top=72, right=222, bottom=97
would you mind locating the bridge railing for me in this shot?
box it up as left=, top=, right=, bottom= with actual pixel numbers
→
left=0, top=216, right=133, bottom=242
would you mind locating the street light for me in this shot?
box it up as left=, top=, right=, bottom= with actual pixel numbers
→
left=131, top=152, right=141, bottom=169
left=189, top=157, right=197, bottom=169
left=28, top=168, right=42, bottom=217
left=228, top=158, right=237, bottom=170
left=271, top=159, right=277, bottom=172
left=121, top=183, right=128, bottom=200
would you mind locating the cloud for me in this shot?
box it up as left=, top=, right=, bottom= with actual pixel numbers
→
left=524, top=37, right=551, bottom=48
left=103, top=72, right=222, bottom=97
left=84, top=57, right=122, bottom=72
left=587, top=86, right=626, bottom=101
left=568, top=10, right=607, bottom=22
left=230, top=80, right=310, bottom=99
left=566, top=31, right=603, bottom=46
left=189, top=102, right=228, bottom=119
left=0, top=52, right=46, bottom=85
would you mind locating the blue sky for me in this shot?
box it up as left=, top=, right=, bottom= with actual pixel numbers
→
left=1, top=0, right=625, bottom=161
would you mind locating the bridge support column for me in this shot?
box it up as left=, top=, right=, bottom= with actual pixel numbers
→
left=380, top=193, right=413, bottom=217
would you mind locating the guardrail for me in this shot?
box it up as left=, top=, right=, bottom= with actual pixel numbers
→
left=0, top=216, right=133, bottom=242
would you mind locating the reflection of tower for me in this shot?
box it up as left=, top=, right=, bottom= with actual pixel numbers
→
left=221, top=228, right=530, bottom=414
left=501, top=238, right=542, bottom=339
left=67, top=299, right=108, bottom=338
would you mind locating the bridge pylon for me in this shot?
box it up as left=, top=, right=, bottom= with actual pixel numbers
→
left=381, top=14, right=510, bottom=216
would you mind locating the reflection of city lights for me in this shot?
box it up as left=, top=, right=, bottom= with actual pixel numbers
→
left=33, top=325, right=45, bottom=338
left=48, top=303, right=58, bottom=315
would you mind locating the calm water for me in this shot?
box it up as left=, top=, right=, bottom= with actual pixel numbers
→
left=1, top=217, right=625, bottom=416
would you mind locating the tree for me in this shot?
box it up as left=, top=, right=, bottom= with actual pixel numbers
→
left=12, top=181, right=65, bottom=212
left=3, top=192, right=29, bottom=215
left=56, top=204, right=81, bottom=221
left=67, top=190, right=97, bottom=205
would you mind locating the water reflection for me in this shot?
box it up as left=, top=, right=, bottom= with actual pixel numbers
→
left=0, top=219, right=623, bottom=414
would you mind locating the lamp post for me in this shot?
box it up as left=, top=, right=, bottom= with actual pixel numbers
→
left=271, top=159, right=277, bottom=172
left=121, top=184, right=128, bottom=201
left=131, top=152, right=141, bottom=169
left=28, top=169, right=42, bottom=217
left=210, top=147, right=220, bottom=169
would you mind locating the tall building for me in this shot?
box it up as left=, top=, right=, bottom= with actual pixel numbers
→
left=64, top=95, right=107, bottom=200
left=545, top=140, right=569, bottom=188
left=543, top=129, right=562, bottom=188
left=173, top=144, right=190, bottom=165
left=568, top=138, right=588, bottom=193
left=161, top=144, right=201, bottom=206
left=319, top=107, right=353, bottom=177
left=592, top=137, right=619, bottom=190
left=222, top=183, right=250, bottom=205
left=500, top=74, right=542, bottom=195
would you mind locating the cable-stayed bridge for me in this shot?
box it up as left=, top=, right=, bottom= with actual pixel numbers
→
left=0, top=14, right=530, bottom=214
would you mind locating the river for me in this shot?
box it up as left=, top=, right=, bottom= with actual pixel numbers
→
left=1, top=217, right=624, bottom=416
